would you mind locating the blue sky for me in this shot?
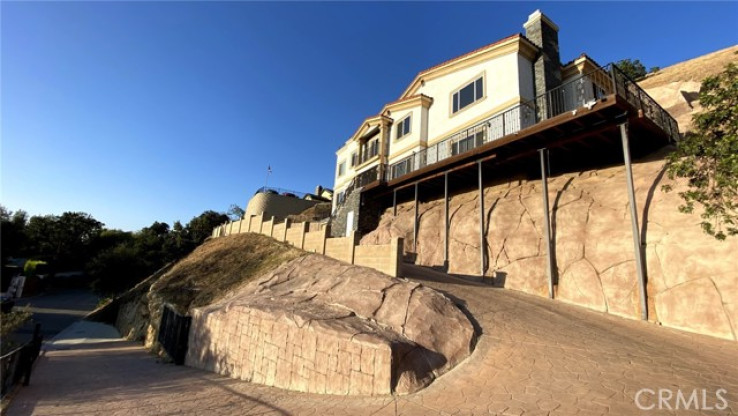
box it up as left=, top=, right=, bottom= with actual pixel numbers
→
left=2, top=1, right=736, bottom=231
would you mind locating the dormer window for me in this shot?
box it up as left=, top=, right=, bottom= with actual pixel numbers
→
left=452, top=76, right=484, bottom=114
left=396, top=115, right=411, bottom=140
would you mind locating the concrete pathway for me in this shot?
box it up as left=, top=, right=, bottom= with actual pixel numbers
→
left=11, top=289, right=100, bottom=343
left=6, top=266, right=738, bottom=415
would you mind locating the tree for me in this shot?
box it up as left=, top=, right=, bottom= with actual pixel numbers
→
left=0, top=206, right=28, bottom=260
left=227, top=204, right=245, bottom=221
left=186, top=210, right=229, bottom=244
left=615, top=58, right=647, bottom=81
left=24, top=212, right=103, bottom=269
left=663, top=62, right=738, bottom=240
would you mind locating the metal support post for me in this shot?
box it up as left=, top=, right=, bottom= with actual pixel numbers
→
left=539, top=148, right=555, bottom=299
left=393, top=189, right=397, bottom=217
left=413, top=183, right=419, bottom=253
left=444, top=172, right=449, bottom=269
left=478, top=161, right=485, bottom=277
left=620, top=123, right=648, bottom=321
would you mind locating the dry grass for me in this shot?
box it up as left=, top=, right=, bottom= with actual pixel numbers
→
left=150, top=233, right=303, bottom=313
left=639, top=45, right=738, bottom=89
left=287, top=202, right=332, bottom=222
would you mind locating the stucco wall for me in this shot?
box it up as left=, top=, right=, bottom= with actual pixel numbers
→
left=303, top=228, right=327, bottom=254
left=416, top=52, right=526, bottom=144
left=353, top=239, right=401, bottom=278
left=245, top=192, right=323, bottom=222
left=324, top=235, right=355, bottom=264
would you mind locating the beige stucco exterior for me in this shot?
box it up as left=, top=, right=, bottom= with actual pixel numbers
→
left=332, top=35, right=541, bottom=207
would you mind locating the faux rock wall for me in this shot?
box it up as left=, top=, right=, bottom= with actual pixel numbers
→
left=361, top=154, right=738, bottom=341
left=186, top=255, right=475, bottom=395
left=187, top=305, right=393, bottom=395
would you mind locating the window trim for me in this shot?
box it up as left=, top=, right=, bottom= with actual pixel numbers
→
left=337, top=160, right=346, bottom=177
left=395, top=114, right=412, bottom=140
left=450, top=72, right=486, bottom=117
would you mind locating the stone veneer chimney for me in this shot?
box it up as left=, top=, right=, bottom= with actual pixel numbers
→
left=523, top=10, right=562, bottom=106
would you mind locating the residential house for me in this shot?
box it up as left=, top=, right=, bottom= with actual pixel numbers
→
left=331, top=10, right=677, bottom=238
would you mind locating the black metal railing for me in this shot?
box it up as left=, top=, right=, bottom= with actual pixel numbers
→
left=254, top=186, right=314, bottom=199
left=157, top=305, right=191, bottom=365
left=1, top=323, right=42, bottom=397
left=610, top=63, right=680, bottom=142
left=355, top=164, right=384, bottom=188
left=384, top=63, right=679, bottom=182
left=386, top=102, right=537, bottom=181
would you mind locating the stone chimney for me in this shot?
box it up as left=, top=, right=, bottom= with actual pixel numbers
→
left=523, top=10, right=562, bottom=102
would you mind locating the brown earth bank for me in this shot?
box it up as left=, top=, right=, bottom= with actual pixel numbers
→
left=637, top=44, right=737, bottom=133
left=361, top=146, right=737, bottom=341
left=89, top=233, right=475, bottom=395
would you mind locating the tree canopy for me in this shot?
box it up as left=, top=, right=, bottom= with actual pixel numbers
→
left=1, top=206, right=231, bottom=294
left=615, top=58, right=647, bottom=81
left=663, top=62, right=738, bottom=240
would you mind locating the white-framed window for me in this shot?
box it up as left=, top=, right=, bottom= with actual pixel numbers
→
left=359, top=138, right=379, bottom=164
left=452, top=76, right=484, bottom=114
left=337, top=161, right=346, bottom=177
left=350, top=152, right=358, bottom=167
left=336, top=191, right=346, bottom=205
left=396, top=115, right=411, bottom=139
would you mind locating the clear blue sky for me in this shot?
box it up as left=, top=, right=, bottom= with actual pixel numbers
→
left=2, top=2, right=736, bottom=231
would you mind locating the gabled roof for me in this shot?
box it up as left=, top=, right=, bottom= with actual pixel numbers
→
left=398, top=34, right=539, bottom=99
left=337, top=33, right=540, bottom=152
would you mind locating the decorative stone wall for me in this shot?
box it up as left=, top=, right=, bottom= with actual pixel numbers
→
left=185, top=255, right=476, bottom=395
left=331, top=187, right=361, bottom=238
left=187, top=304, right=393, bottom=395
left=361, top=154, right=738, bottom=341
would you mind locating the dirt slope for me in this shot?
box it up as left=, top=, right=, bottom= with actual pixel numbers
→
left=639, top=45, right=737, bottom=132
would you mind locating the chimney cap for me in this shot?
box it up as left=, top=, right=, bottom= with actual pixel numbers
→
left=523, top=9, right=559, bottom=32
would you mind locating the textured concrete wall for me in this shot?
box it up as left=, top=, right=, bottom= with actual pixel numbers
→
left=260, top=218, right=274, bottom=237
left=362, top=156, right=738, bottom=341
left=212, top=222, right=400, bottom=279
left=324, top=235, right=355, bottom=264
left=186, top=305, right=393, bottom=395
left=354, top=238, right=401, bottom=277
left=248, top=214, right=263, bottom=233
left=285, top=223, right=306, bottom=249
left=303, top=228, right=327, bottom=254
left=272, top=222, right=287, bottom=242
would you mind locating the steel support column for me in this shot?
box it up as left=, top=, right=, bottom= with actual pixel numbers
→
left=478, top=161, right=485, bottom=277
left=620, top=123, right=648, bottom=321
left=393, top=189, right=397, bottom=217
left=539, top=148, right=555, bottom=299
left=413, top=183, right=419, bottom=253
left=444, top=172, right=449, bottom=269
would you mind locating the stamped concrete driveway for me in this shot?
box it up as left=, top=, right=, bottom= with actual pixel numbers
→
left=6, top=265, right=738, bottom=415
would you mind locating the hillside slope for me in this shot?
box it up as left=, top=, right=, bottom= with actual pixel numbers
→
left=639, top=44, right=737, bottom=132
left=105, top=233, right=304, bottom=346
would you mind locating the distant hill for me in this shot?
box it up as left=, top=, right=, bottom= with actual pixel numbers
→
left=639, top=45, right=738, bottom=133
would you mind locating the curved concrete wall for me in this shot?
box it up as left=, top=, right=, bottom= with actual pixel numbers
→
left=245, top=192, right=323, bottom=221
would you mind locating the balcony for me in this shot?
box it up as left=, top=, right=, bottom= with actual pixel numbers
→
left=382, top=63, right=679, bottom=183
